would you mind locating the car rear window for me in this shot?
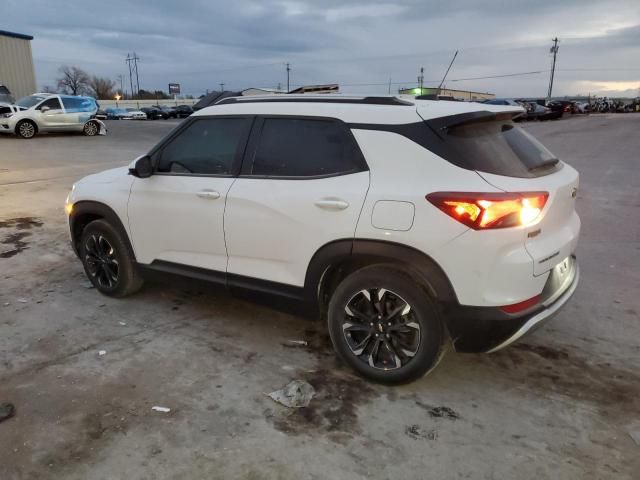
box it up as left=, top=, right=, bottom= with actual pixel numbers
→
left=436, top=120, right=559, bottom=178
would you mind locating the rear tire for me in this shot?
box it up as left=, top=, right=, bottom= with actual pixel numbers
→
left=83, top=121, right=99, bottom=136
left=327, top=266, right=445, bottom=384
left=16, top=120, right=37, bottom=139
left=79, top=219, right=143, bottom=297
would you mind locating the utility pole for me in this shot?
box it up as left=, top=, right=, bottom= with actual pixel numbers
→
left=388, top=78, right=392, bottom=95
left=219, top=83, right=225, bottom=92
left=437, top=50, right=459, bottom=95
left=126, top=54, right=134, bottom=100
left=286, top=63, right=291, bottom=92
left=133, top=52, right=140, bottom=98
left=547, top=38, right=559, bottom=101
left=126, top=52, right=141, bottom=99
left=418, top=67, right=424, bottom=95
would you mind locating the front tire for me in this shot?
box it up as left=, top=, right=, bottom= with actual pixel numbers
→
left=79, top=219, right=143, bottom=297
left=327, top=266, right=446, bottom=384
left=16, top=120, right=37, bottom=139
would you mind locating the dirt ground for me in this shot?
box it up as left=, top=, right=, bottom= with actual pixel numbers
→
left=1, top=115, right=639, bottom=480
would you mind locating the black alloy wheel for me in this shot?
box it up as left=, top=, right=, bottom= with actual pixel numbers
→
left=83, top=233, right=120, bottom=289
left=328, top=266, right=446, bottom=384
left=79, top=219, right=143, bottom=297
left=342, top=288, right=420, bottom=370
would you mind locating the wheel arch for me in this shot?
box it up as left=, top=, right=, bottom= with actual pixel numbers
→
left=69, top=201, right=135, bottom=259
left=304, top=239, right=458, bottom=315
left=15, top=118, right=38, bottom=136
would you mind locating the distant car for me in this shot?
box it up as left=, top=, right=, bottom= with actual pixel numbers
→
left=484, top=99, right=527, bottom=121
left=574, top=102, right=591, bottom=113
left=95, top=109, right=108, bottom=120
left=0, top=93, right=101, bottom=138
left=0, top=102, right=23, bottom=118
left=551, top=100, right=577, bottom=114
left=0, top=85, right=14, bottom=104
left=174, top=104, right=193, bottom=118
left=140, top=107, right=162, bottom=120
left=105, top=108, right=133, bottom=120
left=544, top=101, right=565, bottom=120
left=126, top=108, right=147, bottom=120
left=154, top=105, right=177, bottom=119
left=523, top=103, right=555, bottom=121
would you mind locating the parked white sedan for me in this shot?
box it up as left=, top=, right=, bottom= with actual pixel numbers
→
left=126, top=108, right=147, bottom=120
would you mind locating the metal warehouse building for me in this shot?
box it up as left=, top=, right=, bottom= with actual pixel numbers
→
left=0, top=30, right=36, bottom=100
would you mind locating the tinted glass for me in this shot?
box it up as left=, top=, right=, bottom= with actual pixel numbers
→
left=441, top=120, right=558, bottom=177
left=38, top=98, right=62, bottom=110
left=157, top=118, right=251, bottom=175
left=61, top=97, right=96, bottom=112
left=16, top=95, right=47, bottom=108
left=252, top=118, right=360, bottom=177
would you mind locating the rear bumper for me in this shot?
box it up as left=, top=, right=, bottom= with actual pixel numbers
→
left=445, top=255, right=579, bottom=353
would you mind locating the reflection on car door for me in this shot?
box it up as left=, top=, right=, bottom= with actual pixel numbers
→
left=37, top=97, right=65, bottom=130
left=225, top=117, right=370, bottom=287
left=127, top=117, right=253, bottom=273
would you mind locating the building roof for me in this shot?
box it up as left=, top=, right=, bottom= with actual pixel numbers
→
left=0, top=30, right=34, bottom=40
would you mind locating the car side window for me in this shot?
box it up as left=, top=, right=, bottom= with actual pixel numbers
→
left=157, top=118, right=251, bottom=175
left=38, top=98, right=62, bottom=110
left=251, top=118, right=363, bottom=177
left=61, top=97, right=95, bottom=113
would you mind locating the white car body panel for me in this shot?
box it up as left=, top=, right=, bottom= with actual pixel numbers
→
left=225, top=172, right=370, bottom=286
left=66, top=167, right=134, bottom=242
left=350, top=128, right=545, bottom=306
left=127, top=175, right=235, bottom=272
left=476, top=164, right=580, bottom=276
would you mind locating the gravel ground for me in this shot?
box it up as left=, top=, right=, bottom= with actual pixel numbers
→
left=0, top=115, right=639, bottom=480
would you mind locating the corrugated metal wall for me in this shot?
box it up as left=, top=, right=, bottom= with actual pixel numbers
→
left=0, top=35, right=37, bottom=99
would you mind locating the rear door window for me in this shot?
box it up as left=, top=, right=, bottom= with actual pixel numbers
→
left=61, top=97, right=95, bottom=112
left=251, top=118, right=364, bottom=177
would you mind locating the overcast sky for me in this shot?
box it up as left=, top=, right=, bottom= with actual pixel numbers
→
left=3, top=0, right=640, bottom=98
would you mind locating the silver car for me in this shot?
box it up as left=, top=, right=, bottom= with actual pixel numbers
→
left=0, top=93, right=101, bottom=139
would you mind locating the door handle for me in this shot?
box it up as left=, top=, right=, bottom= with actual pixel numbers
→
left=196, top=190, right=221, bottom=200
left=315, top=199, right=349, bottom=210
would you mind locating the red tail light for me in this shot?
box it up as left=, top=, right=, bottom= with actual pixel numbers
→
left=500, top=294, right=542, bottom=314
left=426, top=192, right=548, bottom=230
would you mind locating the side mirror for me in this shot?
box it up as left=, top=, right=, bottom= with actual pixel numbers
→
left=129, top=155, right=153, bottom=178
left=40, top=106, right=50, bottom=113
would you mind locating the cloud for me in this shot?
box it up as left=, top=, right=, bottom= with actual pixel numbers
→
left=2, top=0, right=639, bottom=97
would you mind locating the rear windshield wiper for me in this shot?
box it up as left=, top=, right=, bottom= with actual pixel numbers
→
left=529, top=158, right=559, bottom=171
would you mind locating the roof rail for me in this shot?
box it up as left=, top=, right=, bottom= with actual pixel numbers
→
left=216, top=95, right=414, bottom=106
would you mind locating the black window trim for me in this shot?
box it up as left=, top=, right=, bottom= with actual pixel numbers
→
left=239, top=114, right=369, bottom=180
left=37, top=96, right=63, bottom=111
left=148, top=115, right=255, bottom=178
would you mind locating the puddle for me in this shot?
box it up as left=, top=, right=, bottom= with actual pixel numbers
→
left=0, top=217, right=43, bottom=258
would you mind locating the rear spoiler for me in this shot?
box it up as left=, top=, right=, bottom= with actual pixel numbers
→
left=427, top=110, right=523, bottom=132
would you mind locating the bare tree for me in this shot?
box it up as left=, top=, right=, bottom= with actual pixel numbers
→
left=56, top=65, right=90, bottom=95
left=88, top=76, right=116, bottom=99
left=41, top=85, right=56, bottom=93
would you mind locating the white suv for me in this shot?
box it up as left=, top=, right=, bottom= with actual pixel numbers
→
left=66, top=95, right=580, bottom=383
